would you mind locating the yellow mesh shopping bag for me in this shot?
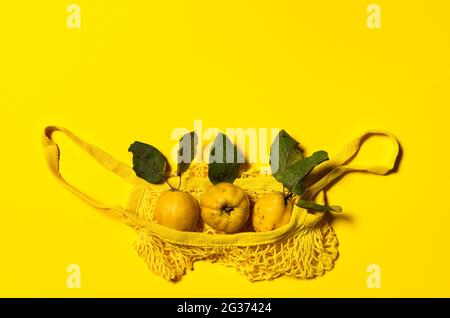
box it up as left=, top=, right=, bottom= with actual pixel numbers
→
left=42, top=126, right=399, bottom=281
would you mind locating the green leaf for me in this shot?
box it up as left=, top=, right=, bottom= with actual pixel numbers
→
left=270, top=130, right=304, bottom=177
left=128, top=141, right=167, bottom=184
left=296, top=199, right=342, bottom=213
left=177, top=131, right=198, bottom=176
left=277, top=150, right=329, bottom=195
left=270, top=130, right=331, bottom=195
left=208, top=132, right=243, bottom=184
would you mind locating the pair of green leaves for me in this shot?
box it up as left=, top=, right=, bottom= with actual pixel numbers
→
left=270, top=130, right=342, bottom=213
left=128, top=131, right=198, bottom=185
left=270, top=130, right=328, bottom=195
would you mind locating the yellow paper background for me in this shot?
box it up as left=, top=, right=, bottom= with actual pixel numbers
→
left=1, top=1, right=449, bottom=297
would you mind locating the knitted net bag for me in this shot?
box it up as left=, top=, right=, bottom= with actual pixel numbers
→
left=42, top=126, right=399, bottom=282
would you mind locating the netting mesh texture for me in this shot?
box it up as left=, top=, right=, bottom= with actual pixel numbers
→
left=132, top=166, right=339, bottom=281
